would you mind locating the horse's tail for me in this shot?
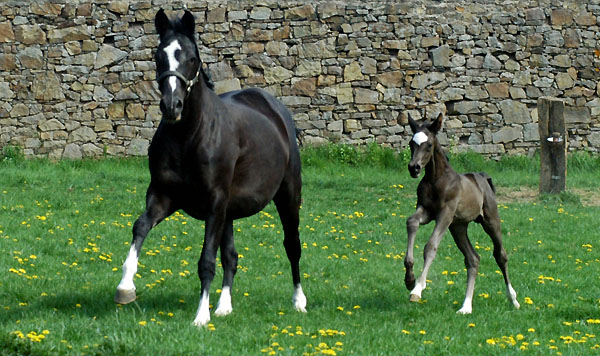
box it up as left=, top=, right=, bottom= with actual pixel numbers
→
left=478, top=172, right=496, bottom=194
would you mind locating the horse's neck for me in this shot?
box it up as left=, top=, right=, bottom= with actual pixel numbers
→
left=181, top=80, right=223, bottom=135
left=423, top=140, right=455, bottom=184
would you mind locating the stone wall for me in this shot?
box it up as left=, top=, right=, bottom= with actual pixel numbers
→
left=1, top=0, right=600, bottom=159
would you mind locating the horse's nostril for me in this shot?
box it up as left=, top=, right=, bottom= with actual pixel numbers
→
left=159, top=100, right=166, bottom=113
left=176, top=100, right=183, bottom=110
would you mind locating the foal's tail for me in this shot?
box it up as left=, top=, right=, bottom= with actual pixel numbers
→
left=295, top=128, right=304, bottom=147
left=478, top=172, right=496, bottom=194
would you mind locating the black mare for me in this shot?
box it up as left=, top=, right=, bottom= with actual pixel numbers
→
left=403, top=114, right=520, bottom=314
left=115, top=9, right=306, bottom=327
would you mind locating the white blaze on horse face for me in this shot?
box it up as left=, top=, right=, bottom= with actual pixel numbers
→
left=412, top=132, right=428, bottom=146
left=116, top=245, right=138, bottom=292
left=193, top=290, right=211, bottom=327
left=163, top=40, right=181, bottom=93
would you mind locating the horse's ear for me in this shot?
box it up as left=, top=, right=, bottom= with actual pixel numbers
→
left=155, top=9, right=171, bottom=38
left=408, top=116, right=419, bottom=134
left=429, top=113, right=444, bottom=134
left=181, top=10, right=196, bottom=40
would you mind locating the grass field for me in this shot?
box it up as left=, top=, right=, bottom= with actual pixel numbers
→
left=1, top=145, right=600, bottom=355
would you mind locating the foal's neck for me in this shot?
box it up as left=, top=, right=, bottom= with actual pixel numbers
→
left=423, top=139, right=455, bottom=183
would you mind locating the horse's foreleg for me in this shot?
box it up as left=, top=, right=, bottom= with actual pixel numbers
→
left=215, top=221, right=237, bottom=317
left=410, top=209, right=452, bottom=302
left=193, top=207, right=227, bottom=327
left=405, top=207, right=430, bottom=290
left=449, top=223, right=480, bottom=314
left=115, top=188, right=173, bottom=304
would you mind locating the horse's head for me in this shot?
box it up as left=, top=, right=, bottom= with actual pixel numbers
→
left=407, top=113, right=443, bottom=178
left=154, top=9, right=200, bottom=123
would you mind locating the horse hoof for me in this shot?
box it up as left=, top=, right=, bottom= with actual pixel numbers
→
left=404, top=276, right=416, bottom=290
left=114, top=288, right=136, bottom=304
left=409, top=294, right=421, bottom=303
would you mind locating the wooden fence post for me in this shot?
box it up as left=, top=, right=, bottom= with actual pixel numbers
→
left=538, top=97, right=566, bottom=194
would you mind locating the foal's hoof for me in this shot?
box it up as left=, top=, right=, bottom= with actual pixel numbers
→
left=114, top=288, right=136, bottom=305
left=409, top=294, right=421, bottom=303
left=404, top=276, right=416, bottom=290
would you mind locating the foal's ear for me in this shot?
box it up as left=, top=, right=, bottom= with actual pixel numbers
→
left=429, top=113, right=444, bottom=134
left=408, top=116, right=419, bottom=134
left=155, top=9, right=171, bottom=38
left=180, top=10, right=196, bottom=40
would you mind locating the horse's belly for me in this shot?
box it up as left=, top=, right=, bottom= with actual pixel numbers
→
left=227, top=194, right=271, bottom=219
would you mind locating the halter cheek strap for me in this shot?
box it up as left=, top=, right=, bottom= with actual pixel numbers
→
left=156, top=68, right=200, bottom=95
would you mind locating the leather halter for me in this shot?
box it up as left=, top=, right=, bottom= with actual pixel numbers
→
left=156, top=67, right=200, bottom=95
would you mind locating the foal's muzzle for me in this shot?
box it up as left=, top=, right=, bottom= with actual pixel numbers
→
left=408, top=162, right=422, bottom=178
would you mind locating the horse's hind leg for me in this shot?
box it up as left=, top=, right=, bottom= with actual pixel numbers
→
left=115, top=186, right=174, bottom=304
left=215, top=220, right=237, bottom=317
left=449, top=223, right=480, bottom=314
left=274, top=177, right=306, bottom=312
left=481, top=206, right=520, bottom=310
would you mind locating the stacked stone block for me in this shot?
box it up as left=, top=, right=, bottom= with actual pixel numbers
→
left=0, top=0, right=599, bottom=159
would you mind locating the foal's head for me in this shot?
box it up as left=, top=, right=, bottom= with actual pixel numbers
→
left=154, top=9, right=200, bottom=123
left=407, top=113, right=443, bottom=178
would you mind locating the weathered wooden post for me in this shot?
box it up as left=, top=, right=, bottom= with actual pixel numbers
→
left=538, top=97, right=566, bottom=194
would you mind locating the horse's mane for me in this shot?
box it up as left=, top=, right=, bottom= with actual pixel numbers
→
left=200, top=66, right=214, bottom=90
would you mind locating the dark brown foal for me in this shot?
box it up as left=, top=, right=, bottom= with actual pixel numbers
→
left=403, top=114, right=520, bottom=314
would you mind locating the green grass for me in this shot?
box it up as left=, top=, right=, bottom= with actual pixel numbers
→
left=1, top=146, right=600, bottom=355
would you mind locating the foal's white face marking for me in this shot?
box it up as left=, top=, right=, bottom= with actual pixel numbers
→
left=412, top=132, right=428, bottom=146
left=163, top=40, right=181, bottom=93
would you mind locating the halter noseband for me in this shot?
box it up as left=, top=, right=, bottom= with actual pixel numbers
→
left=156, top=67, right=200, bottom=95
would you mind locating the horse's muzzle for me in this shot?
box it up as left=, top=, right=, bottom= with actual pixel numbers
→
left=408, top=162, right=421, bottom=178
left=159, top=96, right=183, bottom=123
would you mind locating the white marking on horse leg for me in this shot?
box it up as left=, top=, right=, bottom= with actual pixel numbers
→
left=292, top=284, right=307, bottom=312
left=456, top=297, right=473, bottom=314
left=214, top=286, right=233, bottom=317
left=193, top=290, right=211, bottom=327
left=409, top=280, right=426, bottom=301
left=116, top=245, right=138, bottom=292
left=163, top=40, right=181, bottom=93
left=506, top=283, right=520, bottom=309
left=412, top=132, right=428, bottom=146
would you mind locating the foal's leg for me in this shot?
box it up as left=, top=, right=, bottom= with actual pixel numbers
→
left=274, top=178, right=306, bottom=313
left=481, top=207, right=520, bottom=309
left=193, top=195, right=228, bottom=327
left=409, top=209, right=453, bottom=302
left=449, top=223, right=480, bottom=314
left=215, top=220, right=237, bottom=317
left=405, top=206, right=431, bottom=290
left=115, top=186, right=174, bottom=304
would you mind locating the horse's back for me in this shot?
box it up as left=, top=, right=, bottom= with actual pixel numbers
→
left=221, top=88, right=298, bottom=149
